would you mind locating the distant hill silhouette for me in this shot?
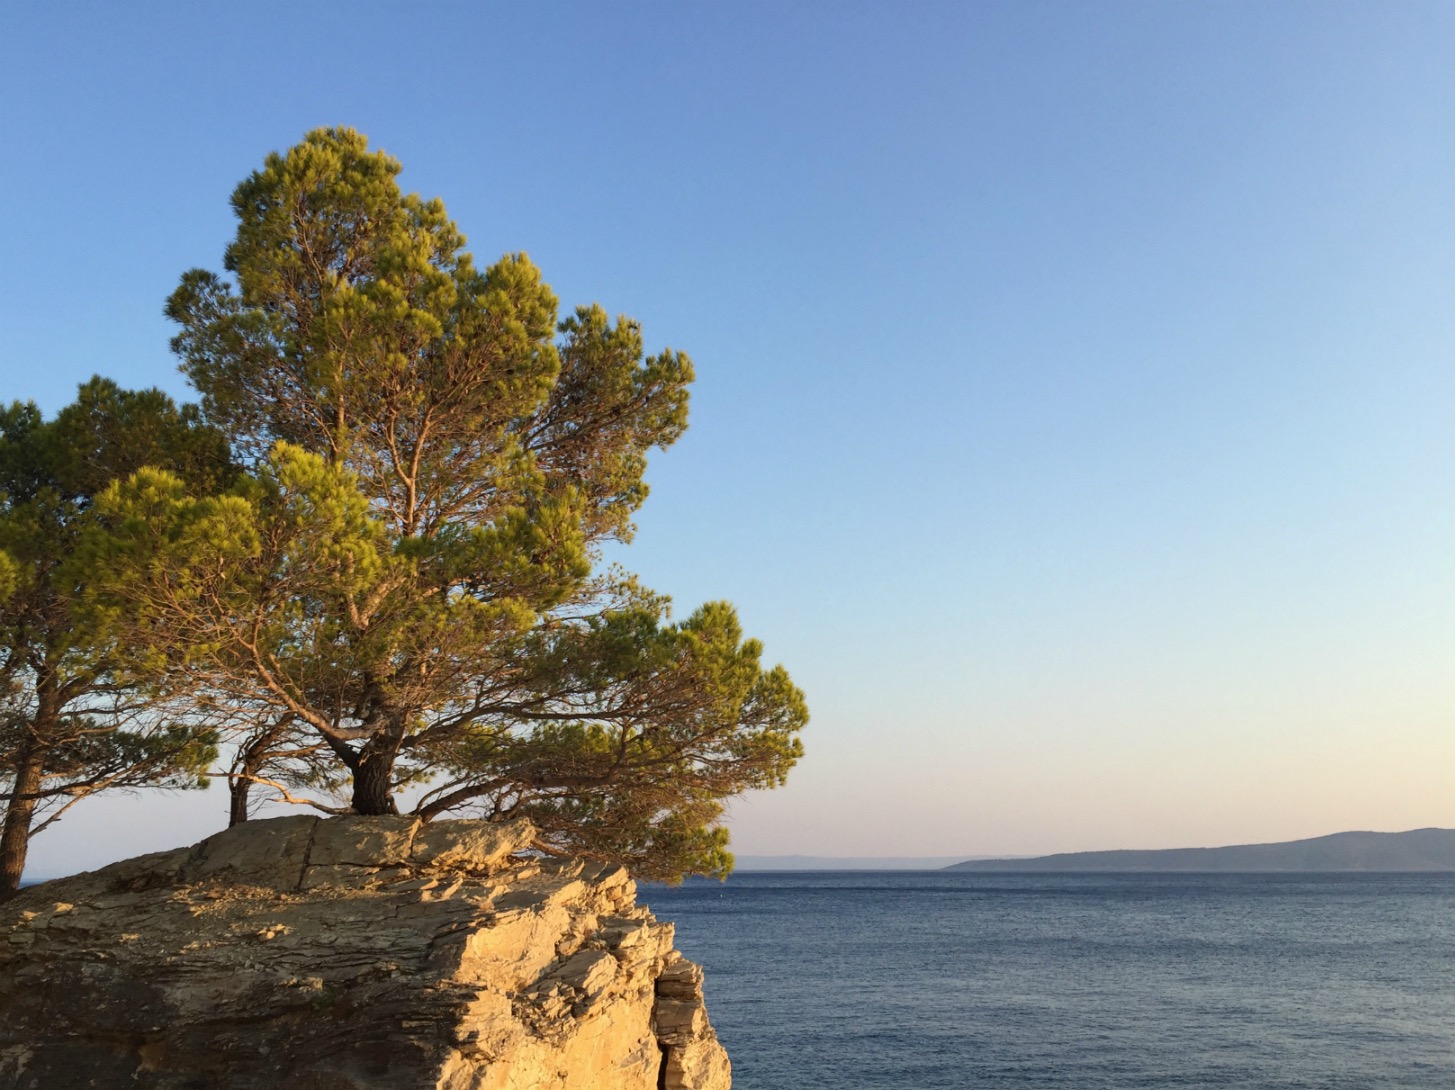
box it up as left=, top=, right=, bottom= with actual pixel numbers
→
left=735, top=855, right=971, bottom=871
left=947, top=828, right=1455, bottom=872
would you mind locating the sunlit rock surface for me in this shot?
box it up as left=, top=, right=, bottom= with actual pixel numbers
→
left=0, top=815, right=729, bottom=1089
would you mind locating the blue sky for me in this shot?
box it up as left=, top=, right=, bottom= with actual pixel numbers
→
left=4, top=2, right=1454, bottom=873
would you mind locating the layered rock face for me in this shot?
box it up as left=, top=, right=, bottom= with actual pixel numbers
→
left=0, top=815, right=730, bottom=1090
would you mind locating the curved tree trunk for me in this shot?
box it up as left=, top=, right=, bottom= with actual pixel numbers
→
left=227, top=728, right=277, bottom=827
left=2, top=670, right=59, bottom=900
left=1, top=740, right=45, bottom=899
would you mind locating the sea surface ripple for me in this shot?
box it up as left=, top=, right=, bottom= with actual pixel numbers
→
left=644, top=871, right=1455, bottom=1089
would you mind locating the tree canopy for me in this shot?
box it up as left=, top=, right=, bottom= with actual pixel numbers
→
left=87, top=127, right=805, bottom=881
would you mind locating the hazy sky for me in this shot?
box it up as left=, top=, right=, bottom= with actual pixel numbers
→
left=4, top=2, right=1454, bottom=876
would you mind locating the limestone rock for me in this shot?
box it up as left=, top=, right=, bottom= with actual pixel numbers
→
left=0, top=815, right=730, bottom=1090
left=654, top=954, right=731, bottom=1090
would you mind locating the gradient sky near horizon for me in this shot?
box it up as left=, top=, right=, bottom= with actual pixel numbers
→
left=4, top=2, right=1455, bottom=877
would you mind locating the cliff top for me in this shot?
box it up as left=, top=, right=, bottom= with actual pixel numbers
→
left=0, top=815, right=730, bottom=1090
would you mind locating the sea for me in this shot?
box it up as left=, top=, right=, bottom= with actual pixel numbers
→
left=642, top=871, right=1455, bottom=1089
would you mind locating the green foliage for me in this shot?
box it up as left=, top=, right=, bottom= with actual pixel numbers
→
left=419, top=600, right=807, bottom=881
left=91, top=127, right=805, bottom=881
left=0, top=381, right=232, bottom=894
left=0, top=551, right=17, bottom=603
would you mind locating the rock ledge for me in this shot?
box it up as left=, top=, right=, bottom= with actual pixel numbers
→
left=0, top=814, right=730, bottom=1090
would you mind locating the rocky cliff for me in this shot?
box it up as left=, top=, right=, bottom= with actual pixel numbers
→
left=0, top=815, right=731, bottom=1090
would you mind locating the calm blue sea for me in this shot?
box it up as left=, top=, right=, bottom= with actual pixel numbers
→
left=643, top=871, right=1455, bottom=1089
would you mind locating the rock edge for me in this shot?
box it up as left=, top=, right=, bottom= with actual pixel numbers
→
left=0, top=814, right=730, bottom=1090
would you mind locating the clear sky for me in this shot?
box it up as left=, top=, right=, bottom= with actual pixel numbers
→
left=4, top=2, right=1454, bottom=876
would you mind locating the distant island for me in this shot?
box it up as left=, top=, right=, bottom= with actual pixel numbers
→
left=947, top=828, right=1455, bottom=872
left=736, top=855, right=975, bottom=871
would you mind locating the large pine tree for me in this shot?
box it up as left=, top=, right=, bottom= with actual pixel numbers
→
left=92, top=128, right=805, bottom=881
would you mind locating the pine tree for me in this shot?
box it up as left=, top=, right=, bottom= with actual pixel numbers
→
left=0, top=379, right=229, bottom=897
left=90, top=129, right=805, bottom=881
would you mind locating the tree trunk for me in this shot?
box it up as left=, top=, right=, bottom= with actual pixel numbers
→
left=228, top=777, right=252, bottom=827
left=351, top=748, right=398, bottom=815
left=228, top=730, right=275, bottom=827
left=2, top=669, right=59, bottom=901
left=1, top=741, right=45, bottom=900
